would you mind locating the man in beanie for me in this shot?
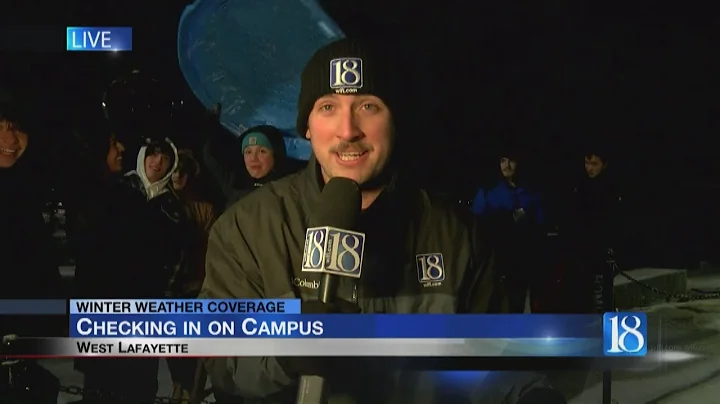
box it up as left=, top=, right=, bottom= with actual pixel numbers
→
left=241, top=131, right=276, bottom=179
left=202, top=116, right=290, bottom=209
left=200, top=39, right=565, bottom=403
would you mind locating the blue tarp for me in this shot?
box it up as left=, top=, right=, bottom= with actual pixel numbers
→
left=177, top=0, right=345, bottom=160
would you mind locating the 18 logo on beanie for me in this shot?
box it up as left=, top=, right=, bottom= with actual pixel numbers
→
left=330, top=58, right=363, bottom=94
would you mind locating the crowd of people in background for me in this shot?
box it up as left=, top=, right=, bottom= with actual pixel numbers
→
left=0, top=75, right=313, bottom=401
left=472, top=145, right=621, bottom=315
left=1, top=39, right=629, bottom=404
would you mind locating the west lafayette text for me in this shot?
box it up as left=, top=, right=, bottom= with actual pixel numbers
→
left=76, top=341, right=189, bottom=354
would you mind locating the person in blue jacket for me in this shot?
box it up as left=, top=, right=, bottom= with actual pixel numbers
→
left=472, top=149, right=545, bottom=313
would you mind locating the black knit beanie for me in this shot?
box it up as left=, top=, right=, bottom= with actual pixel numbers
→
left=296, top=38, right=396, bottom=136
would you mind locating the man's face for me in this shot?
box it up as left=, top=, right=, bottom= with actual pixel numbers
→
left=500, top=157, right=517, bottom=179
left=306, top=94, right=394, bottom=186
left=243, top=145, right=275, bottom=179
left=0, top=119, right=28, bottom=168
left=584, top=154, right=606, bottom=178
left=106, top=134, right=125, bottom=174
left=144, top=151, right=171, bottom=183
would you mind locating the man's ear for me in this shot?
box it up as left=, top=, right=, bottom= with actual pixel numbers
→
left=305, top=129, right=311, bottom=140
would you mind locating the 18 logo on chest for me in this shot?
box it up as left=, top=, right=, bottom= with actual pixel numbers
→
left=416, top=253, right=445, bottom=287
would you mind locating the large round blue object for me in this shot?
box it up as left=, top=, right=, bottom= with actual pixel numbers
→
left=177, top=0, right=345, bottom=160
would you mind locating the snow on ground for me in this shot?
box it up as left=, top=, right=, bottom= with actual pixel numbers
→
left=566, top=298, right=720, bottom=404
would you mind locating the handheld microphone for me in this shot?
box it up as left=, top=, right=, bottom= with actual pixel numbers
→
left=295, top=177, right=364, bottom=404
left=302, top=177, right=365, bottom=301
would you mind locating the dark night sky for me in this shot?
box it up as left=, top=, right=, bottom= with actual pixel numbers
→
left=3, top=2, right=718, bottom=180
left=2, top=1, right=719, bottom=264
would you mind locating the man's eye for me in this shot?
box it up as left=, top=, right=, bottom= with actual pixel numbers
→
left=361, top=103, right=380, bottom=111
left=319, top=104, right=334, bottom=112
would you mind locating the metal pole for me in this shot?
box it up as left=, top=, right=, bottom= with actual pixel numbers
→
left=602, top=248, right=616, bottom=404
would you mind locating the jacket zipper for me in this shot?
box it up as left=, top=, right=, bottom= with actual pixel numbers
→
left=352, top=284, right=358, bottom=304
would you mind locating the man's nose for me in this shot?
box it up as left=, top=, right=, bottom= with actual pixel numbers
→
left=335, top=110, right=363, bottom=141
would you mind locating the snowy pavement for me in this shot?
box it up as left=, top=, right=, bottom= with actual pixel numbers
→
left=554, top=273, right=720, bottom=403
left=40, top=273, right=720, bottom=403
left=564, top=298, right=720, bottom=403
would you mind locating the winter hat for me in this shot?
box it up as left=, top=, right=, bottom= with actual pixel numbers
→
left=241, top=132, right=274, bottom=152
left=296, top=38, right=396, bottom=136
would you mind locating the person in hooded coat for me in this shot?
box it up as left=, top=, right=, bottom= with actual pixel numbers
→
left=201, top=110, right=290, bottom=209
left=65, top=132, right=186, bottom=299
left=121, top=137, right=186, bottom=230
left=60, top=124, right=188, bottom=402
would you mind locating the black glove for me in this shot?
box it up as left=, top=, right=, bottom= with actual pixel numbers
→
left=517, top=387, right=567, bottom=404
left=276, top=299, right=360, bottom=377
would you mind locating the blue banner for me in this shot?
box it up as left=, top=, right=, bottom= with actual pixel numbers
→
left=177, top=0, right=346, bottom=160
left=70, top=314, right=602, bottom=338
left=69, top=299, right=300, bottom=315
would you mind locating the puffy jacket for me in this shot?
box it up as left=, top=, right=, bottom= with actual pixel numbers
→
left=200, top=157, right=552, bottom=403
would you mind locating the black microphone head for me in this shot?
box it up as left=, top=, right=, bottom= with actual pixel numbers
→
left=310, top=177, right=362, bottom=229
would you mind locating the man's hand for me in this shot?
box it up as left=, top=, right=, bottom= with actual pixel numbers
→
left=276, top=299, right=360, bottom=377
